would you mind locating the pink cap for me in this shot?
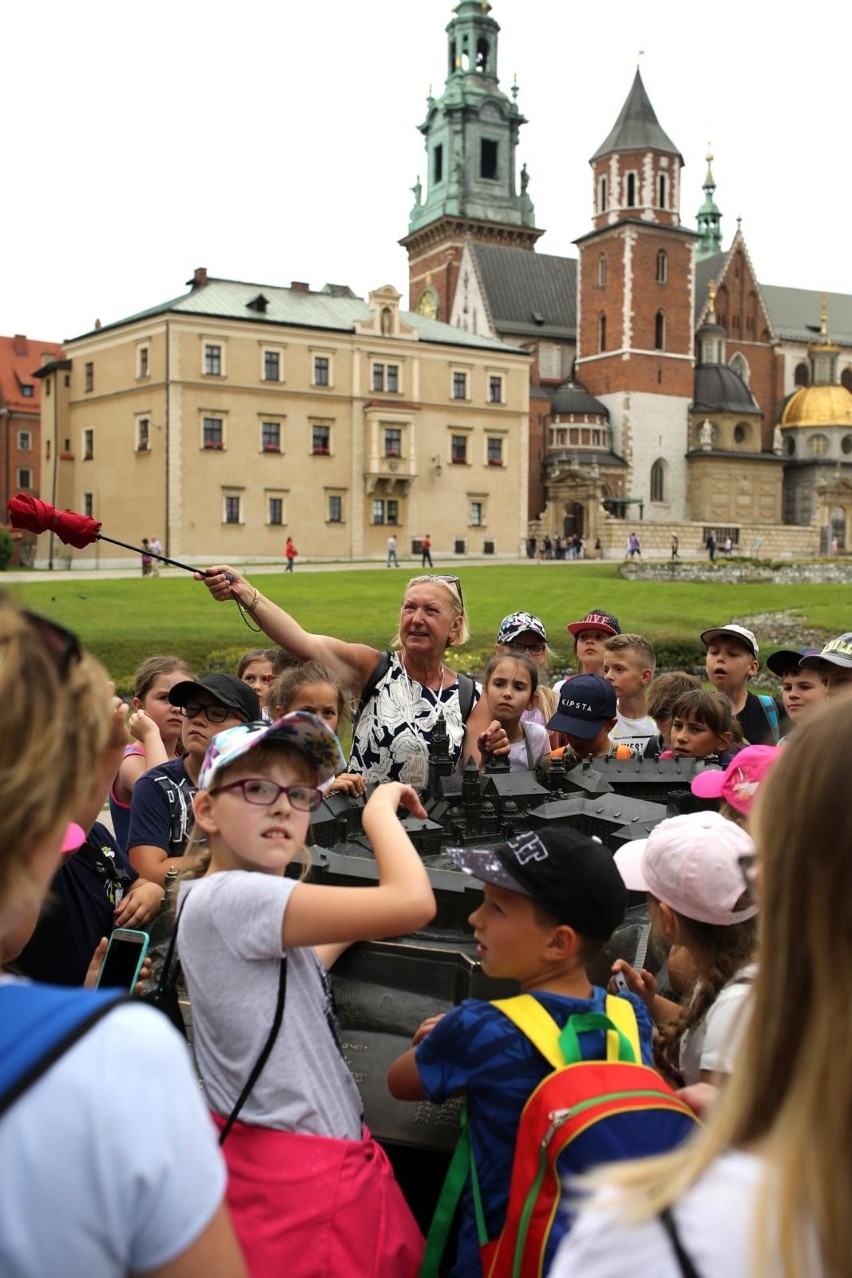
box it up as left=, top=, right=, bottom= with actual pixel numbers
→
left=61, top=822, right=86, bottom=855
left=614, top=811, right=757, bottom=926
left=690, top=745, right=781, bottom=815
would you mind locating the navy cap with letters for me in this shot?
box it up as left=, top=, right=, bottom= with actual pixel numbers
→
left=546, top=672, right=617, bottom=739
left=449, top=827, right=627, bottom=940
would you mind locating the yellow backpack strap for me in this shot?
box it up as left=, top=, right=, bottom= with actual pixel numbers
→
left=491, top=995, right=565, bottom=1069
left=605, top=994, right=642, bottom=1063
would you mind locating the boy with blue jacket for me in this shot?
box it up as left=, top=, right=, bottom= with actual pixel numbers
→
left=387, top=828, right=653, bottom=1278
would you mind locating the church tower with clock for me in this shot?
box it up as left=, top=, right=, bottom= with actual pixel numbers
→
left=401, top=0, right=541, bottom=322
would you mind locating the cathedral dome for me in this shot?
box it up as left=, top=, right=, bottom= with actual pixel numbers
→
left=550, top=380, right=608, bottom=419
left=780, top=384, right=852, bottom=428
left=693, top=365, right=760, bottom=414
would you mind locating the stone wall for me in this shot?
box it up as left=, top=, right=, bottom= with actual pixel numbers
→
left=595, top=519, right=819, bottom=561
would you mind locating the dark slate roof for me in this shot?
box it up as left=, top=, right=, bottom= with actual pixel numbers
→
left=761, top=285, right=852, bottom=347
left=550, top=380, right=609, bottom=419
left=693, top=365, right=761, bottom=414
left=590, top=70, right=682, bottom=163
left=694, top=252, right=727, bottom=319
left=470, top=243, right=577, bottom=339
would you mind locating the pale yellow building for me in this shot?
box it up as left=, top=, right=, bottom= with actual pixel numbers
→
left=37, top=272, right=530, bottom=568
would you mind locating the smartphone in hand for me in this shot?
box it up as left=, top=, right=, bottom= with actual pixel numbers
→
left=96, top=928, right=150, bottom=991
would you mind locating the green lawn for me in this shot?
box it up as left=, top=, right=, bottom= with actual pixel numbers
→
left=6, top=562, right=846, bottom=694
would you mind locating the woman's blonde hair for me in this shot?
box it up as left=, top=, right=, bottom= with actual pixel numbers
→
left=582, top=697, right=852, bottom=1273
left=390, top=575, right=470, bottom=648
left=0, top=601, right=112, bottom=914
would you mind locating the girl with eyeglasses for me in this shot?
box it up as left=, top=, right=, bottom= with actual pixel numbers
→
left=177, top=713, right=434, bottom=1276
left=199, top=566, right=508, bottom=785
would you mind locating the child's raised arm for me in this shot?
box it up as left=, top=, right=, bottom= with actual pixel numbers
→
left=281, top=782, right=436, bottom=950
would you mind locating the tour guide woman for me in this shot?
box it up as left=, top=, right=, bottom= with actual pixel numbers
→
left=200, top=567, right=507, bottom=784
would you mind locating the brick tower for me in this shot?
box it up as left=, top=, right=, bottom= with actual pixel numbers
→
left=575, top=70, right=697, bottom=520
left=401, top=0, right=542, bottom=322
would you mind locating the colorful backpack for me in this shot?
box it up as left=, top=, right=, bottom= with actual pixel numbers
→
left=421, top=994, right=699, bottom=1278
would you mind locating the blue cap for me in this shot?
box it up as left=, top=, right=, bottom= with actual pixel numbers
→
left=546, top=673, right=617, bottom=739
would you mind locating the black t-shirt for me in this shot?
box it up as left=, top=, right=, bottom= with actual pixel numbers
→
left=17, top=822, right=137, bottom=986
left=736, top=690, right=787, bottom=746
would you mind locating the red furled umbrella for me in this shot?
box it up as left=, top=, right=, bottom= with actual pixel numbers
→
left=7, top=494, right=207, bottom=575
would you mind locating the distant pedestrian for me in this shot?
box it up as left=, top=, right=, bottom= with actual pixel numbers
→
left=387, top=534, right=399, bottom=567
left=285, top=537, right=297, bottom=572
left=141, top=538, right=152, bottom=577
left=723, top=535, right=733, bottom=557
left=421, top=534, right=433, bottom=568
left=706, top=528, right=717, bottom=562
left=149, top=535, right=162, bottom=577
left=625, top=531, right=641, bottom=560
left=671, top=534, right=679, bottom=561
left=594, top=536, right=603, bottom=559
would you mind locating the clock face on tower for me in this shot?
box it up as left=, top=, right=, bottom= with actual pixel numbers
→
left=417, top=287, right=438, bottom=320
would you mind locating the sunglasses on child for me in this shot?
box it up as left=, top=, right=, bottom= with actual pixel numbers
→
left=216, top=777, right=324, bottom=811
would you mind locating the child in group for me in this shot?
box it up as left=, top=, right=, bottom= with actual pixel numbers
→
left=554, top=608, right=621, bottom=690
left=387, top=828, right=653, bottom=1278
left=481, top=652, right=550, bottom=771
left=613, top=811, right=758, bottom=1086
left=546, top=672, right=618, bottom=763
left=658, top=688, right=741, bottom=765
left=236, top=647, right=278, bottom=717
left=128, top=673, right=260, bottom=885
left=494, top=611, right=558, bottom=731
left=109, top=655, right=194, bottom=850
left=766, top=646, right=827, bottom=737
left=691, top=743, right=781, bottom=826
left=603, top=633, right=658, bottom=757
left=643, top=671, right=702, bottom=758
left=701, top=622, right=787, bottom=744
left=178, top=713, right=434, bottom=1277
left=797, top=632, right=852, bottom=699
left=271, top=660, right=366, bottom=796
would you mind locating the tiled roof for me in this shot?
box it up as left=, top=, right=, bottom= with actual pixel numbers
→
left=590, top=70, right=682, bottom=163
left=0, top=334, right=64, bottom=413
left=693, top=365, right=761, bottom=414
left=761, top=285, right=852, bottom=347
left=77, top=278, right=523, bottom=354
left=471, top=243, right=577, bottom=338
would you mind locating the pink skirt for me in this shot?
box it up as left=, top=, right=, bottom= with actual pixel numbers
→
left=211, top=1114, right=424, bottom=1278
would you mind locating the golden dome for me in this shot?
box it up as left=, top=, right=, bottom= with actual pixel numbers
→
left=780, top=384, right=852, bottom=428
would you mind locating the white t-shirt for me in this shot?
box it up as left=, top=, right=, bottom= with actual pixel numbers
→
left=609, top=711, right=657, bottom=757
left=680, top=963, right=756, bottom=1084
left=0, top=982, right=226, bottom=1278
left=179, top=871, right=363, bottom=1139
left=552, top=1150, right=820, bottom=1276
left=507, top=721, right=551, bottom=771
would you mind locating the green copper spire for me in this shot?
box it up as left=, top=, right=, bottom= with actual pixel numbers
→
left=696, top=151, right=723, bottom=260
left=408, top=1, right=535, bottom=234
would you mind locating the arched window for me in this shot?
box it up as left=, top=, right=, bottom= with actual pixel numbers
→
left=656, top=250, right=667, bottom=284
left=808, top=434, right=829, bottom=457
left=598, top=254, right=607, bottom=287
left=598, top=175, right=608, bottom=212
left=475, top=38, right=489, bottom=72
left=626, top=173, right=636, bottom=208
left=658, top=173, right=667, bottom=208
left=597, top=312, right=606, bottom=353
left=650, top=458, right=666, bottom=502
left=784, top=436, right=796, bottom=457
left=794, top=362, right=809, bottom=387
left=730, top=352, right=749, bottom=384
left=654, top=310, right=665, bottom=351
left=842, top=368, right=852, bottom=392
left=733, top=422, right=749, bottom=446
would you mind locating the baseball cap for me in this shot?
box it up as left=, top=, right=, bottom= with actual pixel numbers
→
left=61, top=822, right=86, bottom=855
left=700, top=624, right=759, bottom=658
left=613, top=811, right=757, bottom=926
left=449, top=827, right=626, bottom=940
left=690, top=745, right=781, bottom=815
left=546, top=673, right=616, bottom=738
left=766, top=647, right=821, bottom=677
left=799, top=633, right=852, bottom=670
left=497, top=611, right=547, bottom=646
left=199, top=711, right=346, bottom=789
left=169, top=673, right=260, bottom=722
left=567, top=609, right=621, bottom=638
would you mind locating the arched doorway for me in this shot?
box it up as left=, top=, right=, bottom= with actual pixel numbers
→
left=563, top=502, right=584, bottom=539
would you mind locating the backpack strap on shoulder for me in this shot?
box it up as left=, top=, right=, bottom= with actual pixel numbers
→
left=757, top=694, right=781, bottom=744
left=604, top=994, right=642, bottom=1062
left=490, top=995, right=566, bottom=1069
left=352, top=651, right=392, bottom=733
left=456, top=672, right=477, bottom=724
left=492, top=993, right=642, bottom=1068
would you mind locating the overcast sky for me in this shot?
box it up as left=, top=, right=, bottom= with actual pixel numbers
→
left=5, top=0, right=850, bottom=342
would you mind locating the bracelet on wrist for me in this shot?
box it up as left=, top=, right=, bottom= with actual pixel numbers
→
left=243, top=587, right=260, bottom=613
